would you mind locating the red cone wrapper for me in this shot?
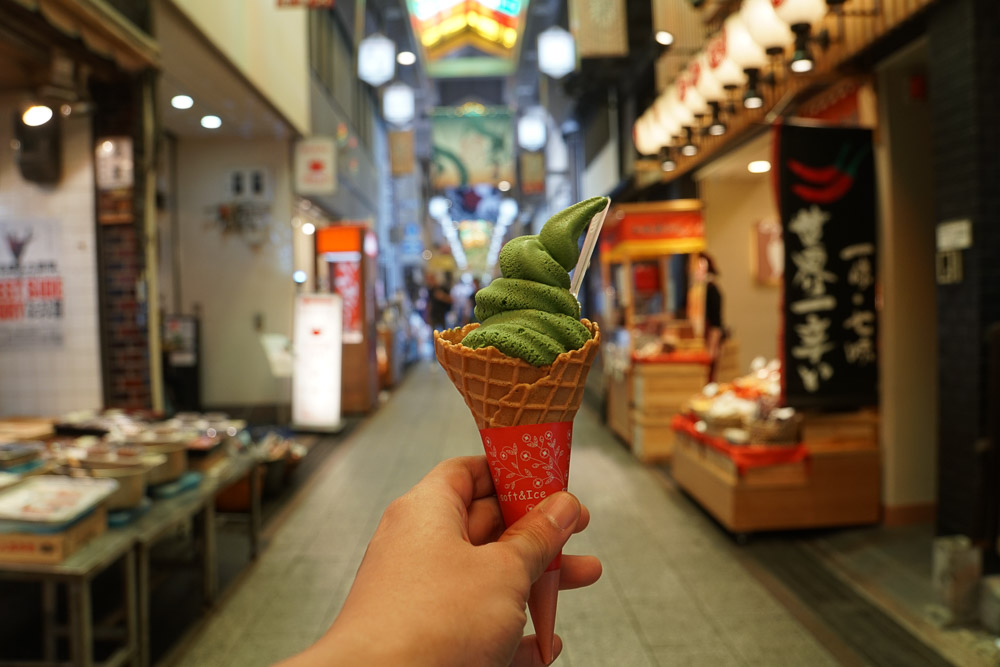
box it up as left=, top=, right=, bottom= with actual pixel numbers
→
left=479, top=421, right=572, bottom=571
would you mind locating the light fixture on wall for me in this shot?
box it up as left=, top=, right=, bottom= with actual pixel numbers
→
left=171, top=95, right=193, bottom=110
left=200, top=115, right=222, bottom=129
left=660, top=147, right=677, bottom=172
left=680, top=127, right=698, bottom=157
left=22, top=105, right=53, bottom=127
left=707, top=102, right=727, bottom=136
left=537, top=26, right=576, bottom=79
left=358, top=33, right=396, bottom=87
left=748, top=160, right=771, bottom=173
left=383, top=82, right=415, bottom=126
left=517, top=106, right=547, bottom=151
left=774, top=0, right=829, bottom=74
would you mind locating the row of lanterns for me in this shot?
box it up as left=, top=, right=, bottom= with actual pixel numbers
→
left=358, top=33, right=417, bottom=126
left=634, top=0, right=831, bottom=164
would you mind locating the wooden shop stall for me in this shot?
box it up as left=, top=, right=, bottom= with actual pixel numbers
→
left=599, top=200, right=739, bottom=462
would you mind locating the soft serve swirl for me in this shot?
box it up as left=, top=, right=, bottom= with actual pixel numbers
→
left=461, top=196, right=609, bottom=366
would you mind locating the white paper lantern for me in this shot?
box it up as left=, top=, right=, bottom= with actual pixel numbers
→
left=518, top=107, right=548, bottom=151
left=773, top=0, right=827, bottom=27
left=725, top=14, right=768, bottom=69
left=537, top=26, right=576, bottom=79
left=706, top=33, right=746, bottom=88
left=653, top=94, right=681, bottom=143
left=383, top=82, right=415, bottom=126
left=694, top=53, right=726, bottom=103
left=358, top=33, right=396, bottom=87
left=666, top=86, right=695, bottom=127
left=633, top=114, right=658, bottom=156
left=678, top=70, right=710, bottom=117
left=741, top=0, right=793, bottom=54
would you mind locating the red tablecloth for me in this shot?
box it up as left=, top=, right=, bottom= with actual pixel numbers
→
left=670, top=414, right=808, bottom=475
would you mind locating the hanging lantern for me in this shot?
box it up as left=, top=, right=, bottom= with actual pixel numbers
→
left=706, top=33, right=746, bottom=90
left=725, top=14, right=768, bottom=70
left=518, top=106, right=548, bottom=151
left=678, top=69, right=710, bottom=118
left=653, top=93, right=681, bottom=145
left=666, top=86, right=695, bottom=128
left=694, top=52, right=726, bottom=103
left=633, top=114, right=659, bottom=156
left=358, top=33, right=396, bottom=87
left=741, top=0, right=793, bottom=55
left=383, top=82, right=415, bottom=126
left=537, top=26, right=576, bottom=79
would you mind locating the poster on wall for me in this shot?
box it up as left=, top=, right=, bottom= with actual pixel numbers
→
left=430, top=106, right=514, bottom=189
left=292, top=293, right=343, bottom=431
left=0, top=219, right=63, bottom=349
left=777, top=124, right=877, bottom=409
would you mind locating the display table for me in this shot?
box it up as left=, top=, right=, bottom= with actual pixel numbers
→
left=607, top=342, right=740, bottom=462
left=671, top=411, right=880, bottom=534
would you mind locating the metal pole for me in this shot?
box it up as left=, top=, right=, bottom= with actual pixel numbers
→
left=142, top=73, right=164, bottom=412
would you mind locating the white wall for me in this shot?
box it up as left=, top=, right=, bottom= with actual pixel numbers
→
left=582, top=136, right=620, bottom=199
left=0, top=99, right=103, bottom=416
left=699, top=176, right=782, bottom=373
left=175, top=137, right=295, bottom=406
left=876, top=43, right=938, bottom=510
left=170, top=0, right=310, bottom=136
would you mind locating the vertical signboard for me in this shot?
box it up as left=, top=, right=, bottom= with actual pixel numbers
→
left=777, top=124, right=877, bottom=408
left=294, top=137, right=337, bottom=195
left=292, top=293, right=343, bottom=431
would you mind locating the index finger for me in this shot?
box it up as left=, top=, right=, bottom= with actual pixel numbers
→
left=416, top=456, right=496, bottom=508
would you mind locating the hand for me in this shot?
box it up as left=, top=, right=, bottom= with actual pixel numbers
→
left=281, top=456, right=601, bottom=666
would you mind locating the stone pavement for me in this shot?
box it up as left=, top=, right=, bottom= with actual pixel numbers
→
left=170, top=362, right=839, bottom=667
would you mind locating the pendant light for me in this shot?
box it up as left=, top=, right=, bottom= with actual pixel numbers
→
left=773, top=0, right=828, bottom=73
left=358, top=33, right=396, bottom=87
left=660, top=147, right=677, bottom=172
left=383, top=82, right=415, bottom=126
left=741, top=0, right=794, bottom=56
left=518, top=106, right=548, bottom=151
left=680, top=127, right=699, bottom=157
left=724, top=14, right=768, bottom=110
left=538, top=26, right=576, bottom=79
left=707, top=102, right=727, bottom=136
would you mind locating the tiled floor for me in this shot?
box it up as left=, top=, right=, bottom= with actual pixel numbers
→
left=170, top=362, right=839, bottom=667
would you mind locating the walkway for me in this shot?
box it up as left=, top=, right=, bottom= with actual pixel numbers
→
left=169, top=362, right=840, bottom=667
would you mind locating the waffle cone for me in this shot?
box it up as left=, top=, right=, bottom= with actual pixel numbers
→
left=434, top=320, right=601, bottom=429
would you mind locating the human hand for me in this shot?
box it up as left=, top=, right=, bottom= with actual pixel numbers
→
left=282, top=456, right=601, bottom=666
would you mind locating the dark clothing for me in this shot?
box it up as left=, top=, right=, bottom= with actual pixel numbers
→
left=705, top=281, right=723, bottom=336
left=429, top=287, right=451, bottom=330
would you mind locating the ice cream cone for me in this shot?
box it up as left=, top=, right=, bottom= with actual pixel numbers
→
left=435, top=320, right=600, bottom=661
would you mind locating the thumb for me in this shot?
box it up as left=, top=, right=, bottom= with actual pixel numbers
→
left=498, top=492, right=581, bottom=583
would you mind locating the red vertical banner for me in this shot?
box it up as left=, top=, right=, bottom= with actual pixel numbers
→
left=333, top=261, right=362, bottom=343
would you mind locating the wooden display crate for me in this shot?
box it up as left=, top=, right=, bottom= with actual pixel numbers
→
left=606, top=369, right=633, bottom=445
left=631, top=409, right=676, bottom=462
left=672, top=427, right=880, bottom=534
left=0, top=507, right=107, bottom=564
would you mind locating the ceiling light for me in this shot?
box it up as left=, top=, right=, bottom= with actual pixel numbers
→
left=171, top=95, right=193, bottom=109
left=396, top=51, right=416, bottom=66
left=655, top=30, right=674, bottom=46
left=707, top=102, right=727, bottom=136
left=517, top=107, right=547, bottom=151
left=790, top=51, right=814, bottom=73
left=497, top=180, right=512, bottom=192
left=383, top=82, right=415, bottom=126
left=661, top=158, right=677, bottom=172
left=201, top=115, right=222, bottom=129
left=748, top=160, right=771, bottom=174
left=22, top=105, right=53, bottom=127
left=301, top=222, right=316, bottom=235
left=293, top=270, right=307, bottom=284
left=681, top=128, right=698, bottom=157
left=744, top=92, right=764, bottom=109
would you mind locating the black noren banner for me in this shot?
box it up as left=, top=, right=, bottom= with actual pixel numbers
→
left=776, top=123, right=878, bottom=409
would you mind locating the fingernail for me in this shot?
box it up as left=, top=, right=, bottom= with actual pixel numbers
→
left=541, top=492, right=578, bottom=531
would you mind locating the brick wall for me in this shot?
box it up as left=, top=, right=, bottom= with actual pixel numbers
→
left=928, top=0, right=1000, bottom=540
left=99, top=223, right=151, bottom=408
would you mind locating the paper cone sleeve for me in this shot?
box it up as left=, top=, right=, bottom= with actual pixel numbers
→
left=433, top=320, right=601, bottom=429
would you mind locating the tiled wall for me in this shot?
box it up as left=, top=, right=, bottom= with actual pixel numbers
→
left=0, top=99, right=103, bottom=417
left=928, top=0, right=1000, bottom=540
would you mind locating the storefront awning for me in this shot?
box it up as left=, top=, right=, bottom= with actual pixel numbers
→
left=13, top=0, right=160, bottom=72
left=602, top=200, right=706, bottom=263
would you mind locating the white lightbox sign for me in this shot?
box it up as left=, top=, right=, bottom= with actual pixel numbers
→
left=292, top=293, right=343, bottom=431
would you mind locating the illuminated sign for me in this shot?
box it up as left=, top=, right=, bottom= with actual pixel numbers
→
left=292, top=294, right=343, bottom=431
